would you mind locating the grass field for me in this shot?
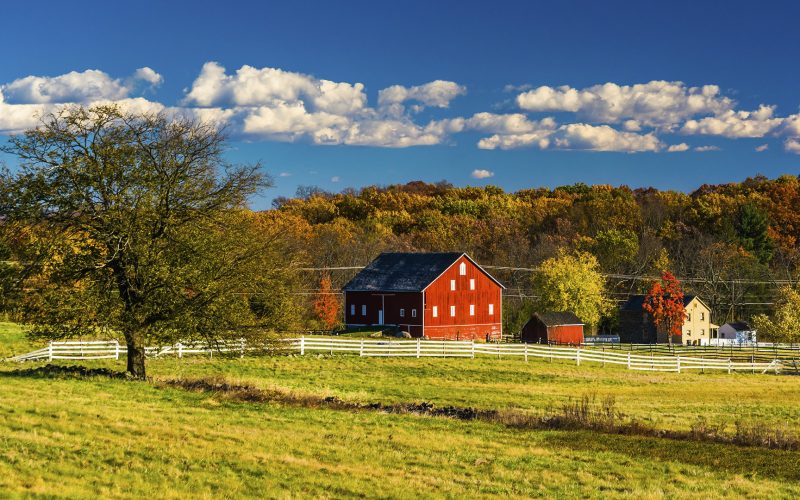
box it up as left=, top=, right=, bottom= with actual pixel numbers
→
left=2, top=323, right=800, bottom=497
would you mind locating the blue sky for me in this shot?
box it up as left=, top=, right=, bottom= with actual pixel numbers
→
left=2, top=0, right=799, bottom=209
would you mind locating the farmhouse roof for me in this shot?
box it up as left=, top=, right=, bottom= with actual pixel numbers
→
left=621, top=294, right=700, bottom=311
left=534, top=311, right=584, bottom=326
left=342, top=252, right=503, bottom=292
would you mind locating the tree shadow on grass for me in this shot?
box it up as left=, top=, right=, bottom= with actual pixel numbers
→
left=0, top=363, right=130, bottom=379
left=543, top=430, right=800, bottom=483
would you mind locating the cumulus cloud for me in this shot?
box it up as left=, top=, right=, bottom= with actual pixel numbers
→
left=516, top=81, right=733, bottom=129
left=755, top=144, right=769, bottom=152
left=785, top=138, right=800, bottom=154
left=681, top=105, right=782, bottom=138
left=1, top=67, right=162, bottom=104
left=667, top=143, right=690, bottom=152
left=377, top=80, right=466, bottom=108
left=470, top=169, right=494, bottom=179
left=474, top=118, right=661, bottom=153
left=331, top=176, right=341, bottom=182
left=694, top=145, right=721, bottom=152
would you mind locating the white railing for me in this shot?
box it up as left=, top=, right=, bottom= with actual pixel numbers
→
left=8, top=337, right=792, bottom=374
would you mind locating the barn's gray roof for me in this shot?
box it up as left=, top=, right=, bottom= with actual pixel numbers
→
left=534, top=311, right=584, bottom=326
left=342, top=252, right=502, bottom=292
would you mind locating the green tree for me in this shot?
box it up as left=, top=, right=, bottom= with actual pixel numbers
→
left=752, top=286, right=800, bottom=343
left=532, top=251, right=610, bottom=331
left=736, top=203, right=774, bottom=264
left=0, top=105, right=284, bottom=378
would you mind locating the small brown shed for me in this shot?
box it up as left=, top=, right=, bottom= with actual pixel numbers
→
left=521, top=312, right=585, bottom=345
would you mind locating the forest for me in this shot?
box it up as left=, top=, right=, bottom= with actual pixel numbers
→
left=268, top=175, right=800, bottom=335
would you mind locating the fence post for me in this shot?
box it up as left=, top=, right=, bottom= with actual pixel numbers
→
left=576, top=347, right=581, bottom=366
left=48, top=342, right=53, bottom=361
left=524, top=343, right=528, bottom=362
left=549, top=344, right=553, bottom=363
left=728, top=358, right=732, bottom=374
left=418, top=338, right=421, bottom=359
left=676, top=356, right=681, bottom=373
left=470, top=339, right=474, bottom=359
left=240, top=338, right=245, bottom=358
left=300, top=336, right=305, bottom=356
left=115, top=340, right=120, bottom=360
left=178, top=342, right=183, bottom=359
left=360, top=339, right=364, bottom=357
left=627, top=352, right=631, bottom=369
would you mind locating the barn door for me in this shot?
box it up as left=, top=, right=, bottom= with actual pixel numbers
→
left=378, top=309, right=384, bottom=325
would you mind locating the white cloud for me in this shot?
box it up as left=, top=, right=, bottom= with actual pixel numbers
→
left=330, top=176, right=341, bottom=183
left=785, top=138, right=800, bottom=154
left=465, top=112, right=555, bottom=135
left=1, top=68, right=162, bottom=104
left=470, top=169, right=494, bottom=179
left=475, top=120, right=661, bottom=153
left=378, top=80, right=466, bottom=108
left=516, top=81, right=733, bottom=129
left=681, top=105, right=782, bottom=138
left=694, top=145, right=721, bottom=152
left=755, top=144, right=769, bottom=152
left=783, top=114, right=800, bottom=137
left=667, top=143, right=689, bottom=152
left=278, top=172, right=292, bottom=177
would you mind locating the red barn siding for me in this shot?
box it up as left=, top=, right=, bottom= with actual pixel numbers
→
left=422, top=255, right=502, bottom=340
left=345, top=291, right=424, bottom=336
left=548, top=325, right=584, bottom=344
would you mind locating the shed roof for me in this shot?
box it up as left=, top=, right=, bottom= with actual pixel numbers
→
left=534, top=311, right=584, bottom=326
left=342, top=252, right=503, bottom=292
left=723, top=321, right=753, bottom=332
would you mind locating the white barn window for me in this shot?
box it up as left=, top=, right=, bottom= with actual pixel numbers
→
left=469, top=304, right=475, bottom=316
left=459, top=262, right=466, bottom=275
left=400, top=308, right=405, bottom=318
left=450, top=305, right=456, bottom=317
left=450, top=279, right=456, bottom=291
left=489, top=303, right=494, bottom=315
left=469, top=278, right=475, bottom=290
left=350, top=304, right=355, bottom=316
left=361, top=305, right=366, bottom=316
left=412, top=309, right=417, bottom=318
left=432, top=306, right=438, bottom=318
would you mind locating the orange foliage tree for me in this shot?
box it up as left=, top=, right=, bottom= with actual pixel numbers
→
left=313, top=274, right=340, bottom=330
left=643, top=271, right=685, bottom=345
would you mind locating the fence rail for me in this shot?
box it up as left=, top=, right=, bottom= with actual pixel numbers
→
left=9, top=338, right=796, bottom=374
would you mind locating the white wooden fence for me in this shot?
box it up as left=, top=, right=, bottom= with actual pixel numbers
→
left=9, top=337, right=791, bottom=374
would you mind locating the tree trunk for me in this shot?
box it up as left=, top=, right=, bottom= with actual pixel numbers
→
left=124, top=331, right=147, bottom=379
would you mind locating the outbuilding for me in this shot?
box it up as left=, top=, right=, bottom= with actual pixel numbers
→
left=342, top=252, right=504, bottom=340
left=521, top=312, right=584, bottom=344
left=716, top=321, right=757, bottom=344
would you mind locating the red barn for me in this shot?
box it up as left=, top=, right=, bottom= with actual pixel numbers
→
left=521, top=312, right=584, bottom=345
left=342, top=252, right=504, bottom=340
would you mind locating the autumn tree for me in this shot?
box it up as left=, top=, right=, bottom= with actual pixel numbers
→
left=643, top=271, right=685, bottom=345
left=752, top=286, right=800, bottom=343
left=0, top=105, right=284, bottom=379
left=532, top=251, right=610, bottom=331
left=313, top=274, right=340, bottom=330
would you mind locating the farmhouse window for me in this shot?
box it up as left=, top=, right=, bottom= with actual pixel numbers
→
left=361, top=305, right=366, bottom=316
left=469, top=304, right=475, bottom=316
left=701, top=329, right=705, bottom=336
left=700, top=312, right=705, bottom=320
left=450, top=305, right=456, bottom=317
left=489, top=303, right=494, bottom=315
left=459, top=262, right=466, bottom=275
left=350, top=304, right=355, bottom=316
left=450, top=279, right=456, bottom=291
left=412, top=309, right=417, bottom=318
left=687, top=313, right=691, bottom=321
left=400, top=308, right=405, bottom=317
left=432, top=306, right=438, bottom=318
left=469, top=278, right=475, bottom=290
left=687, top=330, right=691, bottom=336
